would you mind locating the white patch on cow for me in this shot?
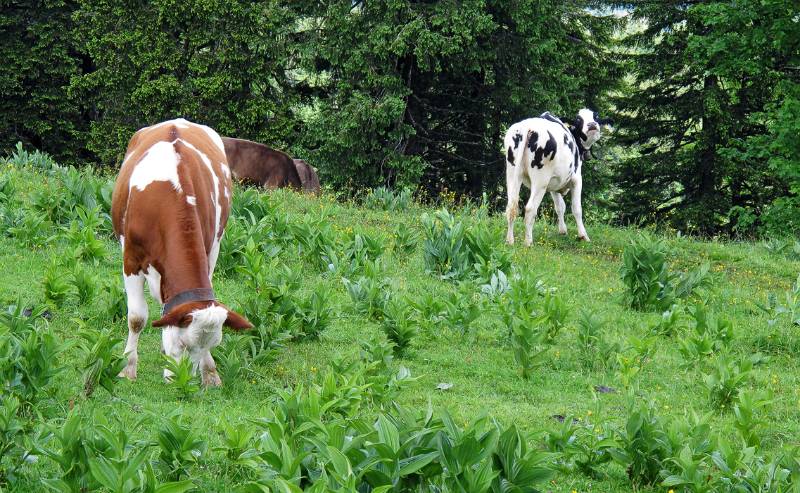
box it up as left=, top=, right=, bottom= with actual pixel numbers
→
left=119, top=235, right=125, bottom=250
left=177, top=138, right=223, bottom=238
left=224, top=187, right=230, bottom=199
left=151, top=118, right=190, bottom=130
left=163, top=305, right=226, bottom=385
left=129, top=141, right=182, bottom=192
left=120, top=272, right=147, bottom=379
left=578, top=108, right=601, bottom=147
left=186, top=195, right=196, bottom=206
left=144, top=265, right=162, bottom=303
left=221, top=163, right=231, bottom=179
left=185, top=305, right=226, bottom=354
left=198, top=125, right=225, bottom=154
left=207, top=237, right=221, bottom=282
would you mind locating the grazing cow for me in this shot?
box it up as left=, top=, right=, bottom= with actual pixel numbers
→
left=293, top=159, right=321, bottom=194
left=503, top=108, right=611, bottom=246
left=112, top=118, right=252, bottom=387
left=221, top=137, right=302, bottom=190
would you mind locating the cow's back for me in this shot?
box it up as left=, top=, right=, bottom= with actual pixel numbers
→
left=112, top=119, right=232, bottom=278
left=222, top=137, right=302, bottom=190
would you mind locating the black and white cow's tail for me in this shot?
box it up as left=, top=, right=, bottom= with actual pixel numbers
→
left=505, top=128, right=532, bottom=169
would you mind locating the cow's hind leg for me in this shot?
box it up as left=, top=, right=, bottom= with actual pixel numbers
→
left=551, top=191, right=568, bottom=235
left=505, top=164, right=522, bottom=245
left=120, top=273, right=147, bottom=380
left=523, top=187, right=548, bottom=247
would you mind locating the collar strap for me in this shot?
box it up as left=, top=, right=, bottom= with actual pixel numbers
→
left=162, top=288, right=216, bottom=316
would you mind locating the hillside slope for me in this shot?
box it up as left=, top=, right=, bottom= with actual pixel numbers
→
left=1, top=159, right=799, bottom=492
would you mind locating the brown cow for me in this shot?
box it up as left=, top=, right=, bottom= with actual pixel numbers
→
left=222, top=137, right=302, bottom=190
left=112, top=118, right=252, bottom=387
left=293, top=159, right=321, bottom=194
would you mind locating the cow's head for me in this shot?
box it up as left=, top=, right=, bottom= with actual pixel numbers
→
left=572, top=108, right=613, bottom=148
left=153, top=301, right=252, bottom=366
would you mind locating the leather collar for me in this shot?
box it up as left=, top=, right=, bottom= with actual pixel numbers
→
left=162, top=288, right=216, bottom=316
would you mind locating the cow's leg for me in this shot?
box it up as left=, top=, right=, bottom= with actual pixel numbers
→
left=551, top=191, right=568, bottom=235
left=162, top=327, right=184, bottom=381
left=505, top=166, right=522, bottom=245
left=120, top=273, right=147, bottom=380
left=570, top=176, right=590, bottom=241
left=523, top=187, right=548, bottom=247
left=200, top=351, right=222, bottom=387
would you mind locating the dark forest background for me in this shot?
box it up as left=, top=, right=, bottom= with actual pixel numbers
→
left=2, top=0, right=798, bottom=237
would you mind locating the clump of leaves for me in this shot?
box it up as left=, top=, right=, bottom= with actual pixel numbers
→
left=509, top=314, right=550, bottom=380
left=77, top=324, right=126, bottom=397
left=163, top=355, right=201, bottom=400
left=7, top=209, right=50, bottom=248
left=620, top=233, right=710, bottom=311
left=678, top=303, right=735, bottom=366
left=703, top=353, right=756, bottom=410
left=379, top=300, right=417, bottom=357
left=61, top=214, right=107, bottom=262
left=393, top=222, right=418, bottom=256
left=342, top=275, right=391, bottom=320
left=4, top=141, right=58, bottom=170
left=70, top=265, right=97, bottom=305
left=155, top=412, right=207, bottom=480
left=733, top=389, right=773, bottom=447
left=650, top=304, right=683, bottom=337
left=364, top=186, right=414, bottom=211
left=100, top=280, right=127, bottom=322
left=42, top=262, right=71, bottom=307
left=296, top=287, right=334, bottom=341
left=441, top=284, right=483, bottom=339
left=0, top=299, right=64, bottom=408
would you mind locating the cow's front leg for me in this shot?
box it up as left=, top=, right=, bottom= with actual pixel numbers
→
left=570, top=176, right=590, bottom=241
left=523, top=187, right=547, bottom=247
left=120, top=273, right=147, bottom=380
left=551, top=191, right=568, bottom=235
left=200, top=351, right=222, bottom=387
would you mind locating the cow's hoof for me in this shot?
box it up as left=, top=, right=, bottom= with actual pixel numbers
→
left=524, top=240, right=533, bottom=247
left=202, top=370, right=222, bottom=387
left=506, top=238, right=514, bottom=246
left=118, top=365, right=137, bottom=380
left=577, top=235, right=591, bottom=242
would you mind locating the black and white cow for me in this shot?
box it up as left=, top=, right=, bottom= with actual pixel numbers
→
left=503, top=108, right=611, bottom=246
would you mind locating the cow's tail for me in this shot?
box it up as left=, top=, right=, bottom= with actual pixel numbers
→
left=505, top=129, right=530, bottom=169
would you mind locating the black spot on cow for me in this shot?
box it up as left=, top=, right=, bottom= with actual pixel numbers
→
left=507, top=146, right=514, bottom=165
left=512, top=132, right=522, bottom=149
left=527, top=131, right=538, bottom=153
left=540, top=112, right=563, bottom=125
left=574, top=115, right=587, bottom=142
left=530, top=130, right=558, bottom=169
left=544, top=131, right=557, bottom=159
left=573, top=145, right=580, bottom=171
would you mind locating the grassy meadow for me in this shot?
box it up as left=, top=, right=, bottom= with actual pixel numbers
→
left=1, top=153, right=800, bottom=492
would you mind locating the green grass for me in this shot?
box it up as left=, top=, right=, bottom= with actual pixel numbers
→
left=1, top=162, right=800, bottom=491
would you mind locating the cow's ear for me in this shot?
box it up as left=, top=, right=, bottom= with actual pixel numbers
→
left=224, top=309, right=253, bottom=331
left=152, top=304, right=195, bottom=328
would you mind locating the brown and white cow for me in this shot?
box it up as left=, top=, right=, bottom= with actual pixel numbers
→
left=221, top=137, right=302, bottom=190
left=112, top=118, right=252, bottom=387
left=293, top=159, right=321, bottom=194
